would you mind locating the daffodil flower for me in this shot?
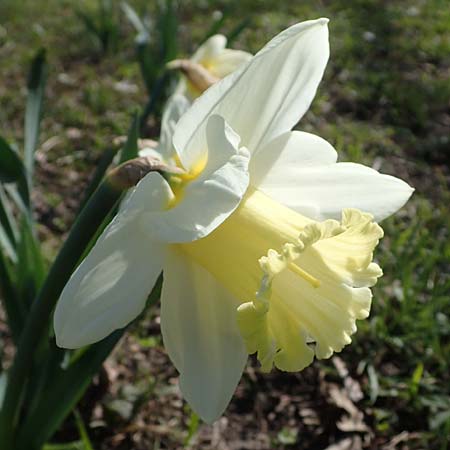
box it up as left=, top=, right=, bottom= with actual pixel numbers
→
left=54, top=19, right=413, bottom=423
left=168, top=34, right=253, bottom=100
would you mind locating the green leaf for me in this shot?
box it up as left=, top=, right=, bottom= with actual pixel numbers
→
left=17, top=276, right=162, bottom=449
left=0, top=248, right=24, bottom=343
left=0, top=137, right=24, bottom=183
left=139, top=71, right=170, bottom=132
left=4, top=184, right=29, bottom=216
left=17, top=217, right=47, bottom=309
left=0, top=180, right=125, bottom=448
left=158, top=0, right=178, bottom=64
left=119, top=111, right=140, bottom=163
left=136, top=40, right=157, bottom=94
left=0, top=220, right=16, bottom=264
left=24, top=48, right=47, bottom=189
left=17, top=330, right=124, bottom=449
left=78, top=147, right=117, bottom=212
left=0, top=185, right=18, bottom=250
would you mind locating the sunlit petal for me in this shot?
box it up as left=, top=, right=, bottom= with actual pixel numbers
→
left=161, top=247, right=247, bottom=423
left=173, top=19, right=329, bottom=169
left=140, top=115, right=250, bottom=243
left=55, top=173, right=172, bottom=348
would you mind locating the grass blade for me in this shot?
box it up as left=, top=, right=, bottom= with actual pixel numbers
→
left=73, top=410, right=94, bottom=450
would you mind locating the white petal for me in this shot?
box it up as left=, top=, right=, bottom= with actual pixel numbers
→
left=119, top=171, right=174, bottom=215
left=173, top=19, right=329, bottom=169
left=192, top=34, right=227, bottom=63
left=54, top=219, right=164, bottom=348
left=54, top=173, right=172, bottom=348
left=253, top=132, right=413, bottom=221
left=250, top=130, right=337, bottom=184
left=158, top=94, right=191, bottom=161
left=209, top=49, right=253, bottom=78
left=140, top=115, right=250, bottom=243
left=161, top=247, right=247, bottom=423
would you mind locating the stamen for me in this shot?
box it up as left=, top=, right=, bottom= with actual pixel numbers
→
left=165, top=155, right=207, bottom=209
left=288, top=262, right=321, bottom=288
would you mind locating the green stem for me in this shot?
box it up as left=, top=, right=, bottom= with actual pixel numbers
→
left=0, top=179, right=123, bottom=449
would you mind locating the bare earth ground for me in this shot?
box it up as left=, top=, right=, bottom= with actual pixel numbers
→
left=1, top=0, right=449, bottom=449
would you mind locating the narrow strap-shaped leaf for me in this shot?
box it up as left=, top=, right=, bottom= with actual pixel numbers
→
left=139, top=71, right=170, bottom=132
left=4, top=184, right=29, bottom=216
left=23, top=343, right=65, bottom=416
left=0, top=185, right=18, bottom=263
left=17, top=277, right=161, bottom=449
left=0, top=137, right=25, bottom=184
left=17, top=330, right=123, bottom=450
left=17, top=216, right=47, bottom=310
left=0, top=185, right=18, bottom=251
left=0, top=180, right=124, bottom=449
left=24, top=48, right=47, bottom=189
left=0, top=250, right=24, bottom=344
left=0, top=116, right=138, bottom=447
left=137, top=40, right=157, bottom=95
left=77, top=147, right=117, bottom=212
left=158, top=0, right=178, bottom=64
left=119, top=110, right=140, bottom=163
left=0, top=221, right=16, bottom=263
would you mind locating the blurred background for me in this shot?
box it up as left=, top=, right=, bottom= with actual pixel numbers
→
left=0, top=0, right=449, bottom=449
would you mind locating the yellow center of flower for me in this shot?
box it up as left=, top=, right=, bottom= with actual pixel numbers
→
left=177, top=188, right=384, bottom=373
left=166, top=155, right=207, bottom=209
left=177, top=188, right=318, bottom=301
